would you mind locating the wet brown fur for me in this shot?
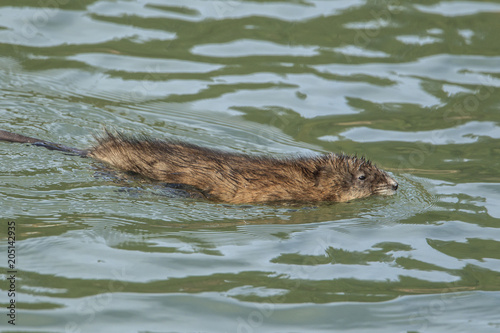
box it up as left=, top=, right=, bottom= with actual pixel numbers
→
left=89, top=132, right=398, bottom=204
left=0, top=129, right=398, bottom=204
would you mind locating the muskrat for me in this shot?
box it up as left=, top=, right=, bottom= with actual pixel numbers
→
left=0, top=129, right=398, bottom=204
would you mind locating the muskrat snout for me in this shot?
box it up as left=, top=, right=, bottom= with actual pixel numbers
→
left=384, top=177, right=399, bottom=195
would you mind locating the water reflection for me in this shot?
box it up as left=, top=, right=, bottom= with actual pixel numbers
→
left=1, top=0, right=500, bottom=332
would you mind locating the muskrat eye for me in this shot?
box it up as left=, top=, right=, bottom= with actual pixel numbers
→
left=358, top=175, right=366, bottom=180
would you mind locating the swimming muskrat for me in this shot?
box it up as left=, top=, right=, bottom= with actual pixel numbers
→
left=0, top=129, right=398, bottom=204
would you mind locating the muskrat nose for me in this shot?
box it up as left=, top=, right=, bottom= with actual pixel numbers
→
left=392, top=183, right=398, bottom=191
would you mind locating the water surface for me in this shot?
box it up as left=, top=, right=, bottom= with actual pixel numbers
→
left=1, top=0, right=500, bottom=332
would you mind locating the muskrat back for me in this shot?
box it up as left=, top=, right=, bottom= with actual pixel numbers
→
left=1, top=129, right=398, bottom=204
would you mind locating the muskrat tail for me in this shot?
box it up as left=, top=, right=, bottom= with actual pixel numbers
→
left=0, top=129, right=88, bottom=157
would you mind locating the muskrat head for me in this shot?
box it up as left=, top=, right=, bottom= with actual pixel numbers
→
left=318, top=154, right=398, bottom=202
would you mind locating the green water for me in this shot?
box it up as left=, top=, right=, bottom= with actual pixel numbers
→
left=1, top=1, right=500, bottom=332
